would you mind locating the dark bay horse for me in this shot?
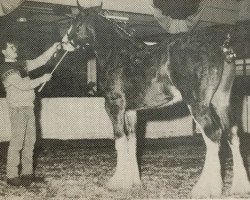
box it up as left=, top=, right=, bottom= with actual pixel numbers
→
left=63, top=3, right=250, bottom=198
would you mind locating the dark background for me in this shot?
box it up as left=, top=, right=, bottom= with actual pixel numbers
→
left=0, top=1, right=250, bottom=97
left=0, top=17, right=96, bottom=97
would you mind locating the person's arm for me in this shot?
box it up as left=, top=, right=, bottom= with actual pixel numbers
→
left=5, top=73, right=51, bottom=91
left=26, top=42, right=61, bottom=72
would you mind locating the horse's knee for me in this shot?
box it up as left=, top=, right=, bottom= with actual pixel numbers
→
left=211, top=92, right=231, bottom=117
left=190, top=106, right=222, bottom=143
left=211, top=100, right=234, bottom=142
left=211, top=103, right=230, bottom=120
left=228, top=125, right=240, bottom=146
left=125, top=110, right=137, bottom=136
left=202, top=113, right=221, bottom=142
left=105, top=93, right=127, bottom=138
left=203, top=123, right=222, bottom=142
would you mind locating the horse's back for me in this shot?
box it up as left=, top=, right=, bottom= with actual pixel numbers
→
left=167, top=26, right=235, bottom=105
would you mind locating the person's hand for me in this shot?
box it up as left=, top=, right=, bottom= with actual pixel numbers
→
left=62, top=41, right=76, bottom=52
left=53, top=42, right=61, bottom=51
left=41, top=73, right=52, bottom=83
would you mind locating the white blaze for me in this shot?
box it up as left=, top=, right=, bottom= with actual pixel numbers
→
left=62, top=25, right=76, bottom=52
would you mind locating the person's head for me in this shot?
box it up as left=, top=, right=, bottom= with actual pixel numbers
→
left=0, top=37, right=18, bottom=61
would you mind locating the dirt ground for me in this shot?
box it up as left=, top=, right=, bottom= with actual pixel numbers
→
left=0, top=135, right=250, bottom=199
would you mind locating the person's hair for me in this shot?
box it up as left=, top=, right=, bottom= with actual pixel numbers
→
left=0, top=35, right=18, bottom=64
left=0, top=35, right=18, bottom=51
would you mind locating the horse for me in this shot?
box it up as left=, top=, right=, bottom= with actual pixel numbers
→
left=63, top=2, right=250, bottom=198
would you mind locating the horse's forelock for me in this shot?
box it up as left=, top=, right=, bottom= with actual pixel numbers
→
left=67, top=12, right=87, bottom=40
left=76, top=0, right=84, bottom=13
left=67, top=12, right=96, bottom=47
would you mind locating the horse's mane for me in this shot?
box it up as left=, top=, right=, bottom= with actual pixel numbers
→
left=87, top=10, right=234, bottom=72
left=91, top=12, right=146, bottom=50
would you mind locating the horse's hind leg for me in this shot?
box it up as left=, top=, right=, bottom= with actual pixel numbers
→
left=229, top=125, right=250, bottom=194
left=212, top=97, right=250, bottom=194
left=188, top=104, right=223, bottom=198
left=211, top=65, right=250, bottom=195
left=221, top=107, right=250, bottom=195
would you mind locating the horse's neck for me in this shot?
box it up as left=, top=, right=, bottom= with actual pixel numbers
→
left=93, top=38, right=113, bottom=65
left=93, top=24, right=118, bottom=67
left=94, top=48, right=112, bottom=69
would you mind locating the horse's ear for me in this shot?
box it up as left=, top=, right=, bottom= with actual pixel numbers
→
left=91, top=2, right=102, bottom=13
left=76, top=0, right=84, bottom=13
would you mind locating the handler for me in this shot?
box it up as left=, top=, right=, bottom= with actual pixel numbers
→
left=0, top=37, right=61, bottom=187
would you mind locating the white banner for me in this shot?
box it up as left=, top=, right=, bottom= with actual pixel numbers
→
left=0, top=0, right=25, bottom=16
left=150, top=0, right=209, bottom=34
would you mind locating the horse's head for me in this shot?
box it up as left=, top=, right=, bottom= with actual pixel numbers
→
left=62, top=0, right=103, bottom=51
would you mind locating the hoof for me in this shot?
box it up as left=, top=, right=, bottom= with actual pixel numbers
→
left=106, top=174, right=141, bottom=190
left=230, top=180, right=250, bottom=195
left=132, top=178, right=142, bottom=186
left=191, top=177, right=222, bottom=198
left=191, top=185, right=222, bottom=198
left=106, top=176, right=133, bottom=190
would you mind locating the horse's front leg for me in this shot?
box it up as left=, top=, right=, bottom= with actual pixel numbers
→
left=105, top=97, right=135, bottom=189
left=125, top=110, right=141, bottom=186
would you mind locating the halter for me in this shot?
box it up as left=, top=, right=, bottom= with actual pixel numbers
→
left=98, top=12, right=133, bottom=38
left=66, top=5, right=98, bottom=47
left=101, top=12, right=146, bottom=49
left=68, top=7, right=145, bottom=50
left=66, top=14, right=86, bottom=47
left=222, top=34, right=236, bottom=63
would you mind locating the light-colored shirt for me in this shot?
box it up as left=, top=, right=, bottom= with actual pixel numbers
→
left=1, top=61, right=35, bottom=107
left=1, top=43, right=59, bottom=107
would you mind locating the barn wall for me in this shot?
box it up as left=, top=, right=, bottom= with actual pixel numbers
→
left=238, top=0, right=250, bottom=21
left=28, top=0, right=250, bottom=25
left=0, top=98, right=193, bottom=141
left=30, top=0, right=153, bottom=14
left=29, top=0, right=241, bottom=19
left=200, top=0, right=239, bottom=25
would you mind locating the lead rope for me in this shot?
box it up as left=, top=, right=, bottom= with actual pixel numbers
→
left=222, top=33, right=236, bottom=63
left=98, top=12, right=133, bottom=37
left=98, top=12, right=144, bottom=49
left=38, top=49, right=69, bottom=92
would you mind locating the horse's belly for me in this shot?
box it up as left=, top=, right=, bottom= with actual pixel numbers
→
left=142, top=81, right=172, bottom=108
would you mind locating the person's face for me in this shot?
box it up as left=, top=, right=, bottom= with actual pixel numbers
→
left=2, top=42, right=18, bottom=60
